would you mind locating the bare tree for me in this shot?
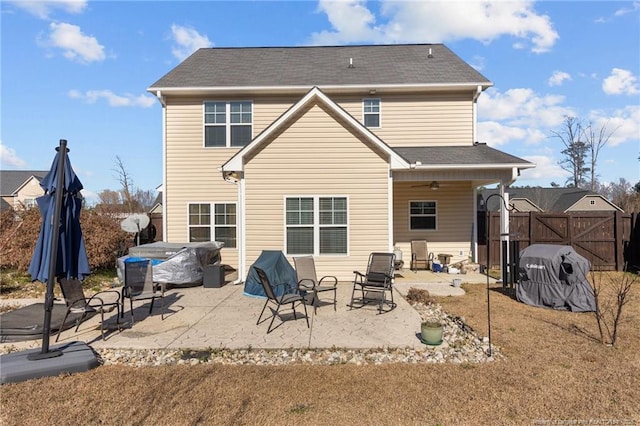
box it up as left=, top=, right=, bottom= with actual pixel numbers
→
left=552, top=116, right=590, bottom=188
left=603, top=178, right=640, bottom=212
left=95, top=189, right=122, bottom=213
left=113, top=156, right=137, bottom=213
left=133, top=188, right=157, bottom=211
left=583, top=120, right=617, bottom=191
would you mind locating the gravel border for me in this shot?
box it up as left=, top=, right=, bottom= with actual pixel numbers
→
left=94, top=301, right=501, bottom=367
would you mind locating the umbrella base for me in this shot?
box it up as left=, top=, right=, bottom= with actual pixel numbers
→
left=0, top=341, right=99, bottom=384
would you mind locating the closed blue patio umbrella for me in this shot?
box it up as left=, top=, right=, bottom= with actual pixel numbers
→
left=27, top=139, right=90, bottom=358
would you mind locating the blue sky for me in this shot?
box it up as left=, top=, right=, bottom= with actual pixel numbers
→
left=1, top=0, right=639, bottom=205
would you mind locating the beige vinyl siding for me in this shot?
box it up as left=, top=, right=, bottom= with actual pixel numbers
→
left=164, top=97, right=241, bottom=267
left=15, top=178, right=45, bottom=208
left=335, top=92, right=474, bottom=147
left=393, top=181, right=474, bottom=265
left=243, top=102, right=391, bottom=280
left=567, top=196, right=619, bottom=212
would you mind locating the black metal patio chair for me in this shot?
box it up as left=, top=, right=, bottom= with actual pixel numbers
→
left=293, top=256, right=337, bottom=314
left=56, top=278, right=121, bottom=342
left=349, top=252, right=396, bottom=313
left=254, top=266, right=309, bottom=333
left=121, top=259, right=165, bottom=324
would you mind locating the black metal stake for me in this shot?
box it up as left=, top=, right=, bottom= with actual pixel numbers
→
left=483, top=193, right=514, bottom=358
left=28, top=139, right=68, bottom=360
left=486, top=205, right=493, bottom=358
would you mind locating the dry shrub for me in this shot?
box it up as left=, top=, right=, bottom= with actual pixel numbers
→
left=590, top=269, right=638, bottom=346
left=0, top=208, right=42, bottom=271
left=79, top=210, right=132, bottom=269
left=405, top=287, right=435, bottom=305
left=0, top=208, right=130, bottom=272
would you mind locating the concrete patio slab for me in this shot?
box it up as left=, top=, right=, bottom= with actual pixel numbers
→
left=1, top=270, right=496, bottom=353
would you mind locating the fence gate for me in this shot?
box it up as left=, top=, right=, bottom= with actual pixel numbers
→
left=479, top=211, right=633, bottom=271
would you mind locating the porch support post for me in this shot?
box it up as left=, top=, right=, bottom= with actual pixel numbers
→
left=388, top=170, right=394, bottom=251
left=499, top=184, right=510, bottom=284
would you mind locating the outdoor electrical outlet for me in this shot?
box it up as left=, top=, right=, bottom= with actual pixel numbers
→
left=459, top=250, right=464, bottom=256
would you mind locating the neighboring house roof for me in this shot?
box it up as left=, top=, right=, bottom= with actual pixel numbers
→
left=480, top=188, right=623, bottom=212
left=149, top=191, right=162, bottom=214
left=222, top=86, right=410, bottom=173
left=393, top=144, right=534, bottom=170
left=148, top=44, right=492, bottom=94
left=0, top=170, right=47, bottom=195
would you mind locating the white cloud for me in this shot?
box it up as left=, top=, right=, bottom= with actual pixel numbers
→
left=588, top=105, right=640, bottom=147
left=518, top=154, right=569, bottom=181
left=68, top=89, right=157, bottom=108
left=9, top=0, right=87, bottom=19
left=476, top=87, right=576, bottom=146
left=40, top=22, right=105, bottom=63
left=602, top=68, right=639, bottom=95
left=548, top=71, right=571, bottom=87
left=477, top=121, right=547, bottom=146
left=0, top=141, right=27, bottom=167
left=170, top=24, right=212, bottom=61
left=311, top=0, right=558, bottom=53
left=614, top=2, right=640, bottom=17
left=478, top=88, right=572, bottom=128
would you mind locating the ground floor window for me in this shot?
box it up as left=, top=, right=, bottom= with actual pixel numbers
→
left=286, top=196, right=347, bottom=255
left=188, top=202, right=237, bottom=247
left=410, top=200, right=437, bottom=230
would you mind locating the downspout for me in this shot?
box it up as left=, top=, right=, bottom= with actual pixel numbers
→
left=388, top=168, right=394, bottom=251
left=471, top=85, right=483, bottom=263
left=222, top=171, right=244, bottom=285
left=154, top=90, right=167, bottom=242
left=472, top=85, right=482, bottom=143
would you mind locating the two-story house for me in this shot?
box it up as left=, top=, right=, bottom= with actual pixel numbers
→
left=147, top=44, right=534, bottom=281
left=0, top=170, right=47, bottom=211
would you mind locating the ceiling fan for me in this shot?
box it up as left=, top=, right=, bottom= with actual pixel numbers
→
left=411, top=181, right=440, bottom=190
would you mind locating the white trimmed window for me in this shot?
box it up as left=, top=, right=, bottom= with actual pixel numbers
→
left=286, top=196, right=348, bottom=255
left=204, top=101, right=252, bottom=147
left=410, top=201, right=437, bottom=230
left=363, top=98, right=380, bottom=128
left=23, top=198, right=37, bottom=209
left=188, top=202, right=237, bottom=247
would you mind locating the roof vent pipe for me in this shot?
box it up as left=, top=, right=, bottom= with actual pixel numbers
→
left=428, top=48, right=433, bottom=58
left=348, top=57, right=354, bottom=68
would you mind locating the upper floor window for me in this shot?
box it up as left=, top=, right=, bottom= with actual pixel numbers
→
left=204, top=101, right=252, bottom=148
left=363, top=98, right=380, bottom=128
left=410, top=200, right=437, bottom=230
left=285, top=196, right=348, bottom=255
left=188, top=202, right=237, bottom=248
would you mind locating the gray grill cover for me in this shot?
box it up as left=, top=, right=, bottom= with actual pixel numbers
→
left=517, top=244, right=595, bottom=312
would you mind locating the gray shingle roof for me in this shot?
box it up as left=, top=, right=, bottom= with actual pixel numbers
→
left=0, top=170, right=47, bottom=195
left=480, top=187, right=615, bottom=212
left=392, top=144, right=533, bottom=167
left=149, top=44, right=491, bottom=90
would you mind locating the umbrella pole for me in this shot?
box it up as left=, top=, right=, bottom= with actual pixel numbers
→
left=28, top=139, right=68, bottom=360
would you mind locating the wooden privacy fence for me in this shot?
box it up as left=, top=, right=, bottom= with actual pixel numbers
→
left=477, top=211, right=640, bottom=272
